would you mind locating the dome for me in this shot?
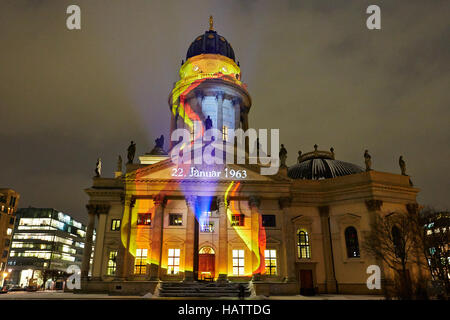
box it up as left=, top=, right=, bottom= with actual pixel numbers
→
left=186, top=18, right=235, bottom=61
left=288, top=146, right=364, bottom=180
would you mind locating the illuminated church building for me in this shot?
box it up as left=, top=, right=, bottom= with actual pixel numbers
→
left=81, top=20, right=422, bottom=296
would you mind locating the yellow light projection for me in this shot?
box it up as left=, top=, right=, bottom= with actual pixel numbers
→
left=120, top=198, right=154, bottom=265
left=224, top=181, right=266, bottom=276
left=170, top=54, right=244, bottom=147
left=119, top=52, right=265, bottom=278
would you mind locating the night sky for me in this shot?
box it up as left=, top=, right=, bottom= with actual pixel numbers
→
left=1, top=0, right=449, bottom=224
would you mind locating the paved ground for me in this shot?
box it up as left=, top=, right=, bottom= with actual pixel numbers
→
left=0, top=290, right=384, bottom=300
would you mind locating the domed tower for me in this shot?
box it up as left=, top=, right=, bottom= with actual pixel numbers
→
left=168, top=17, right=251, bottom=147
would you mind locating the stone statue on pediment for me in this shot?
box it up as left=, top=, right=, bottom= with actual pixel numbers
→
left=95, top=158, right=101, bottom=177
left=127, top=141, right=136, bottom=164
left=364, top=150, right=372, bottom=171
left=279, top=144, right=287, bottom=167
left=117, top=155, right=122, bottom=172
left=399, top=156, right=407, bottom=175
left=155, top=135, right=164, bottom=149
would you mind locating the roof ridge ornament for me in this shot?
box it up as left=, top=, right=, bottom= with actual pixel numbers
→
left=209, top=15, right=214, bottom=31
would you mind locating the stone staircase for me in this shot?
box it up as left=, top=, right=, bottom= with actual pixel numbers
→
left=157, top=281, right=251, bottom=298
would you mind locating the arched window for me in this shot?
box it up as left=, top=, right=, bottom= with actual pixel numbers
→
left=199, top=246, right=215, bottom=255
left=297, top=229, right=311, bottom=259
left=392, top=226, right=403, bottom=258
left=345, top=226, right=360, bottom=258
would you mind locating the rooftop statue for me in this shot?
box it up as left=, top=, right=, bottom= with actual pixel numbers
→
left=399, top=156, right=407, bottom=176
left=95, top=158, right=102, bottom=177
left=279, top=144, right=287, bottom=167
left=297, top=151, right=302, bottom=164
left=364, top=150, right=372, bottom=171
left=148, top=135, right=168, bottom=155
left=205, top=115, right=213, bottom=131
left=127, top=141, right=136, bottom=164
left=155, top=135, right=164, bottom=149
left=117, top=155, right=122, bottom=172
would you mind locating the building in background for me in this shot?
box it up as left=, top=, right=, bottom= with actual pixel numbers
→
left=423, top=211, right=450, bottom=292
left=0, top=188, right=20, bottom=287
left=6, top=207, right=88, bottom=289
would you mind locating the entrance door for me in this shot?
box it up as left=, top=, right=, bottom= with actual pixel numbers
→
left=198, top=247, right=215, bottom=280
left=299, top=270, right=314, bottom=296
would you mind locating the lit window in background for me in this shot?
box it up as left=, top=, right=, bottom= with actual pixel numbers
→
left=232, top=249, right=244, bottom=275
left=107, top=251, right=118, bottom=275
left=297, top=229, right=311, bottom=259
left=169, top=214, right=183, bottom=226
left=134, top=248, right=147, bottom=275
left=264, top=249, right=277, bottom=275
left=6, top=228, right=12, bottom=235
left=167, top=248, right=180, bottom=275
left=111, top=219, right=121, bottom=230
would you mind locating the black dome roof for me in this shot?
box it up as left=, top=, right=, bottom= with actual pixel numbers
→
left=186, top=30, right=235, bottom=61
left=288, top=147, right=364, bottom=180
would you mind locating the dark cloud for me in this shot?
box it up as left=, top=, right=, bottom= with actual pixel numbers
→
left=1, top=0, right=449, bottom=223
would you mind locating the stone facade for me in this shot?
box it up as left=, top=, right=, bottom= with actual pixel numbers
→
left=79, top=23, right=427, bottom=297
left=80, top=162, right=423, bottom=296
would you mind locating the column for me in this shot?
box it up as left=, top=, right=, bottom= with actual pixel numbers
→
left=92, top=211, right=108, bottom=279
left=319, top=206, right=338, bottom=293
left=242, top=109, right=249, bottom=131
left=249, top=196, right=261, bottom=281
left=169, top=113, right=177, bottom=149
left=280, top=197, right=296, bottom=282
left=233, top=98, right=241, bottom=129
left=217, top=92, right=224, bottom=134
left=81, top=206, right=96, bottom=279
left=149, top=195, right=167, bottom=280
left=365, top=199, right=387, bottom=292
left=117, top=197, right=135, bottom=279
left=217, top=196, right=228, bottom=281
left=184, top=195, right=197, bottom=281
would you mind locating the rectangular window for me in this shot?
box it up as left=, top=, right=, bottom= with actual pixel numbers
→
left=9, top=217, right=14, bottom=225
left=169, top=214, right=183, bottom=226
left=6, top=228, right=12, bottom=235
left=264, top=249, right=277, bottom=275
left=2, top=250, right=8, bottom=258
left=232, top=249, right=245, bottom=276
left=231, top=214, right=245, bottom=227
left=222, top=125, right=228, bottom=141
left=167, top=248, right=180, bottom=275
left=107, top=250, right=118, bottom=275
left=134, top=248, right=147, bottom=274
left=262, top=215, right=276, bottom=227
left=200, top=221, right=214, bottom=233
left=4, top=239, right=10, bottom=247
left=137, top=213, right=151, bottom=226
left=111, top=219, right=121, bottom=231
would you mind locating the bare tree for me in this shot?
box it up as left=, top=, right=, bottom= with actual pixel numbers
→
left=363, top=212, right=420, bottom=299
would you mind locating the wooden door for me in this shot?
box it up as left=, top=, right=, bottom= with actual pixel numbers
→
left=198, top=254, right=215, bottom=280
left=299, top=269, right=315, bottom=296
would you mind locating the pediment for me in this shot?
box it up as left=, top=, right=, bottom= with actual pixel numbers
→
left=266, top=236, right=281, bottom=244
left=163, top=236, right=185, bottom=244
left=229, top=236, right=246, bottom=244
left=291, top=215, right=313, bottom=224
left=336, top=213, right=362, bottom=225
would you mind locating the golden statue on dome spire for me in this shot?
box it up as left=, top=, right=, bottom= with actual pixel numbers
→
left=209, top=15, right=214, bottom=31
